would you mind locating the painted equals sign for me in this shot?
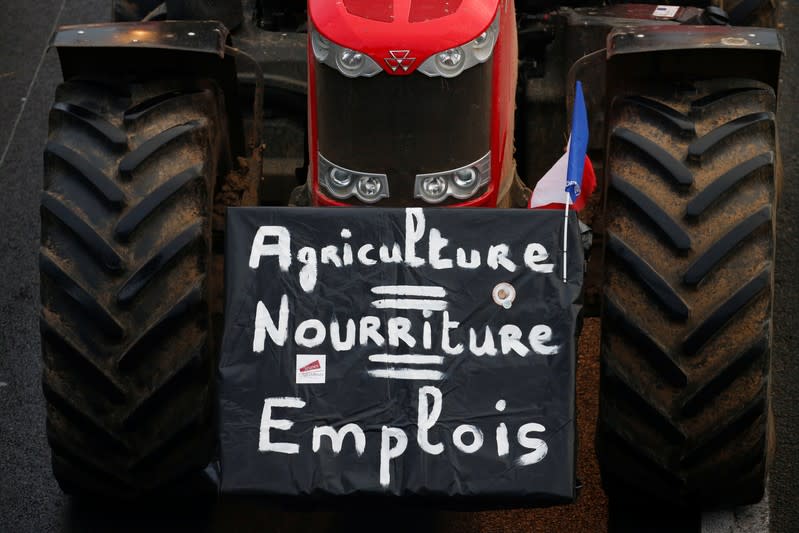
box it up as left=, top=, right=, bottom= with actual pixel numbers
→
left=367, top=354, right=445, bottom=381
left=370, top=285, right=448, bottom=312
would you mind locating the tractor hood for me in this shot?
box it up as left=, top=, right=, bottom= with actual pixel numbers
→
left=308, top=0, right=501, bottom=75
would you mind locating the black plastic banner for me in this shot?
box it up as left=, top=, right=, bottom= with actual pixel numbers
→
left=219, top=207, right=582, bottom=505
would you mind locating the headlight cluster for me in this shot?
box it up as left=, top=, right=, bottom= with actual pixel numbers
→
left=414, top=152, right=491, bottom=203
left=319, top=154, right=389, bottom=203
left=311, top=27, right=382, bottom=78
left=417, top=10, right=500, bottom=78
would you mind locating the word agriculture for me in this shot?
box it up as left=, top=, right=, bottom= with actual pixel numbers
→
left=248, top=208, right=556, bottom=292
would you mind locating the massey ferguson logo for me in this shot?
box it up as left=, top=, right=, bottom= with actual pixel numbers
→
left=384, top=50, right=416, bottom=72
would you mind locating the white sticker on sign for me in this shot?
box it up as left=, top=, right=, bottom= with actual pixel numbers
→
left=296, top=354, right=326, bottom=384
left=653, top=5, right=680, bottom=18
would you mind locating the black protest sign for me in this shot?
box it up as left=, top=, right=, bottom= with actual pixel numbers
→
left=219, top=207, right=582, bottom=505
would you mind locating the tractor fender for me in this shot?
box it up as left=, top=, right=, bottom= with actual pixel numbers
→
left=606, top=25, right=783, bottom=94
left=51, top=20, right=245, bottom=156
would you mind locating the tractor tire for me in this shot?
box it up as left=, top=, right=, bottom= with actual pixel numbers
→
left=40, top=77, right=230, bottom=498
left=597, top=79, right=777, bottom=507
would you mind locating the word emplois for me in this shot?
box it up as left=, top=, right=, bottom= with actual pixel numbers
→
left=259, top=386, right=549, bottom=488
left=248, top=208, right=555, bottom=292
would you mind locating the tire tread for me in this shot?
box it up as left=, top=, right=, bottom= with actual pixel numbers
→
left=599, top=79, right=776, bottom=506
left=41, top=78, right=226, bottom=497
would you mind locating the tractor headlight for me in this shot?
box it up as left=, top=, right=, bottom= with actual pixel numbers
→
left=414, top=152, right=491, bottom=203
left=329, top=167, right=353, bottom=189
left=311, top=30, right=331, bottom=62
left=311, top=27, right=382, bottom=78
left=421, top=175, right=448, bottom=202
left=453, top=168, right=478, bottom=188
left=319, top=154, right=389, bottom=203
left=417, top=10, right=500, bottom=78
left=356, top=175, right=385, bottom=201
left=435, top=48, right=466, bottom=75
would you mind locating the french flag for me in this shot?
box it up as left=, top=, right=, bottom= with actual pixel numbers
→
left=529, top=81, right=596, bottom=211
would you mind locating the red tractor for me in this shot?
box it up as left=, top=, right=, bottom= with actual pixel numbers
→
left=41, top=0, right=781, bottom=508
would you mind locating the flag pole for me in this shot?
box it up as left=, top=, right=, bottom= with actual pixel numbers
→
left=562, top=191, right=570, bottom=283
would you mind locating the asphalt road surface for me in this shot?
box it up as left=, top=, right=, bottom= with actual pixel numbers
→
left=1, top=1, right=797, bottom=532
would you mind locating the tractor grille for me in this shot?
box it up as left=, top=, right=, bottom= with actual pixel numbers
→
left=315, top=58, right=492, bottom=206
